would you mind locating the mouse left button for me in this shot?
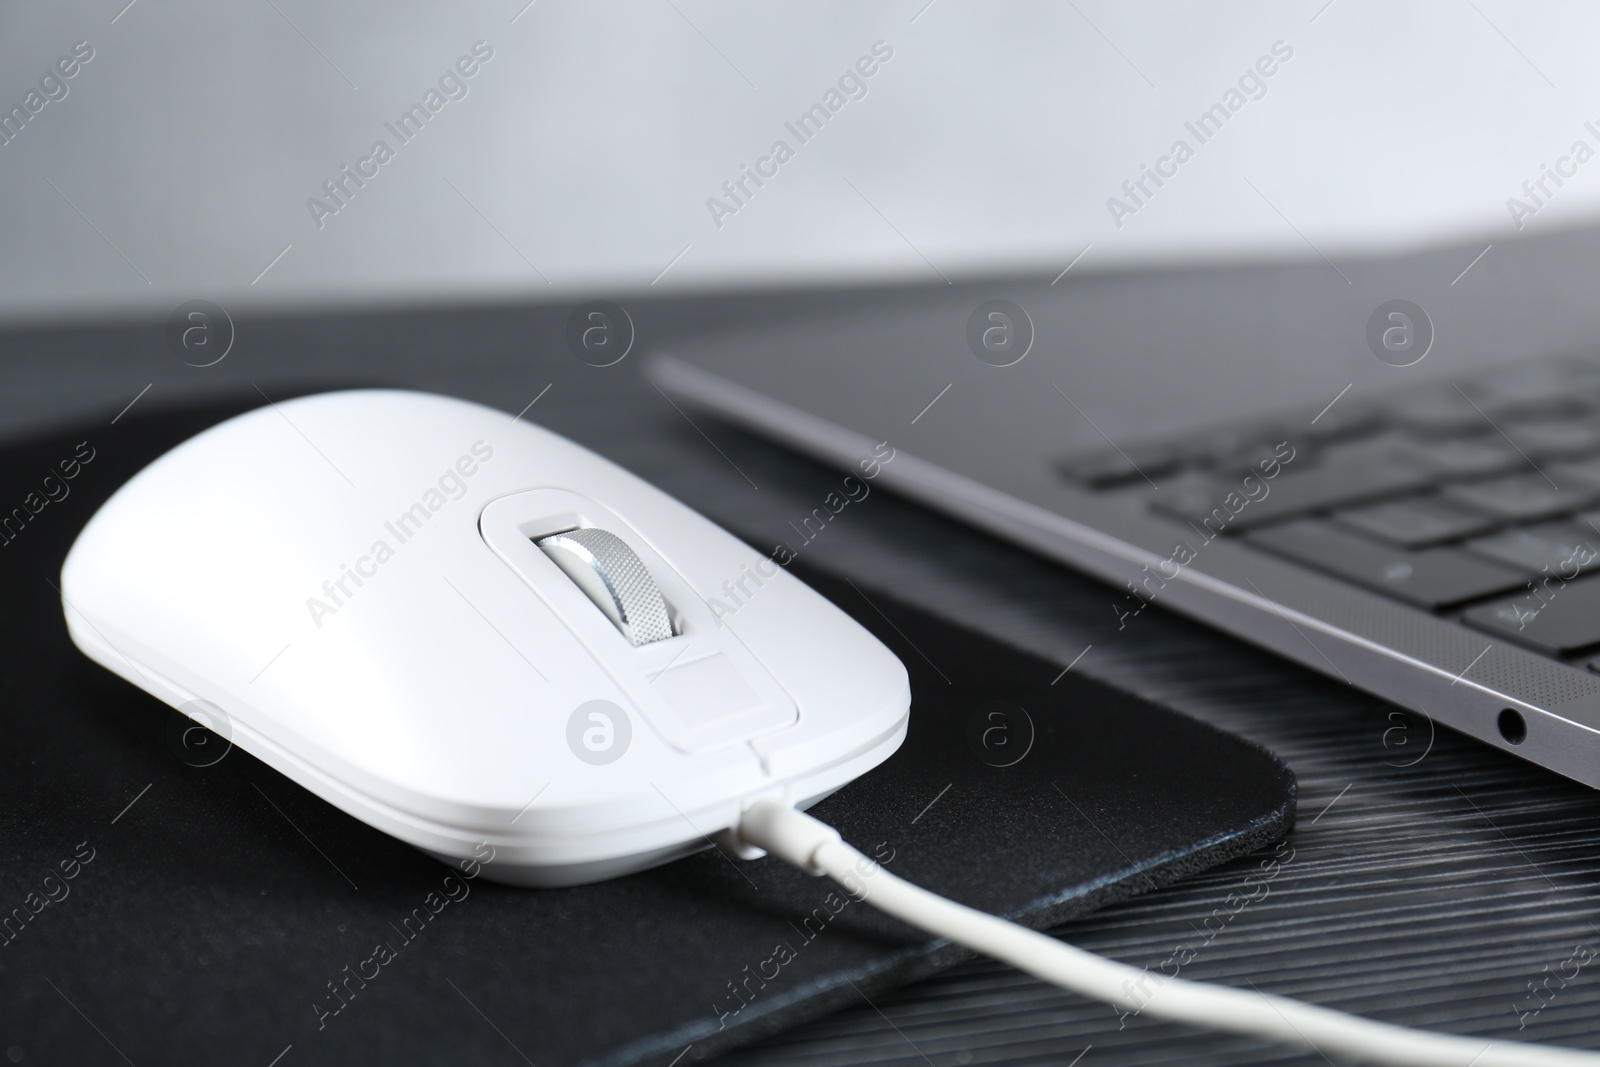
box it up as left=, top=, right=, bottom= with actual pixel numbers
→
left=536, top=528, right=674, bottom=646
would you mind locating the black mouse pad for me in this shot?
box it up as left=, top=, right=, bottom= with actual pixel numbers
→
left=0, top=396, right=1294, bottom=1067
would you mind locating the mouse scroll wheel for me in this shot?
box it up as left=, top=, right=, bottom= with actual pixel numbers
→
left=536, top=528, right=675, bottom=646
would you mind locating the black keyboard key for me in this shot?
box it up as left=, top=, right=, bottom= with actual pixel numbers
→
left=1395, top=436, right=1525, bottom=478
left=1181, top=426, right=1258, bottom=464
left=1180, top=426, right=1309, bottom=474
left=1386, top=390, right=1488, bottom=436
left=1440, top=473, right=1600, bottom=522
left=1504, top=419, right=1600, bottom=459
left=1469, top=364, right=1594, bottom=418
left=1150, top=454, right=1432, bottom=532
left=1480, top=390, right=1589, bottom=420
left=1303, top=403, right=1380, bottom=442
left=1057, top=443, right=1177, bottom=488
left=1247, top=519, right=1526, bottom=609
left=1206, top=438, right=1315, bottom=477
left=1333, top=497, right=1497, bottom=547
left=1464, top=574, right=1600, bottom=654
left=1552, top=456, right=1600, bottom=488
left=1465, top=522, right=1600, bottom=576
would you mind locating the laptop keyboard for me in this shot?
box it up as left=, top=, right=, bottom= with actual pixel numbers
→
left=1056, top=356, right=1600, bottom=667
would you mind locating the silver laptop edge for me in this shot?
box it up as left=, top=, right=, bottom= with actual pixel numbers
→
left=650, top=353, right=1600, bottom=790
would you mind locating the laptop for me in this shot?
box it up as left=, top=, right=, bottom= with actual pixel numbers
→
left=647, top=223, right=1600, bottom=789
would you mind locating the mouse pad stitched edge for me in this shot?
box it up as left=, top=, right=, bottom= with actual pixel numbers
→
left=0, top=397, right=1295, bottom=1067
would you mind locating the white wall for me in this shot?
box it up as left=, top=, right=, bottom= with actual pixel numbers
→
left=1, top=0, right=1596, bottom=323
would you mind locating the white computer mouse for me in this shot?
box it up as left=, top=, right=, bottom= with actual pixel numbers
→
left=60, top=389, right=909, bottom=886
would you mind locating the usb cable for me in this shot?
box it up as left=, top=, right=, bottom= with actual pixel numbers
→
left=737, top=799, right=1600, bottom=1067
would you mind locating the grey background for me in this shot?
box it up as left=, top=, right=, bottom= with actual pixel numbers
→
left=5, top=1, right=1600, bottom=324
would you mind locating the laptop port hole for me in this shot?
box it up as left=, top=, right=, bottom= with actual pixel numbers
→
left=1498, top=708, right=1527, bottom=746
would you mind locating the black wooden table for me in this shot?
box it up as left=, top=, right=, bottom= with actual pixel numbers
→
left=4, top=279, right=1600, bottom=1066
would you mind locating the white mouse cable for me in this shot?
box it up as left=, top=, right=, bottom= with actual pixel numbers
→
left=736, top=799, right=1600, bottom=1067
